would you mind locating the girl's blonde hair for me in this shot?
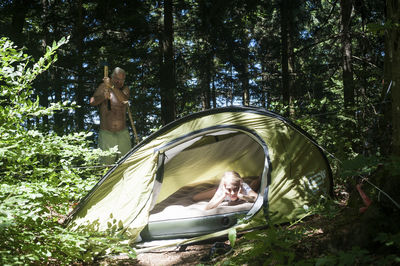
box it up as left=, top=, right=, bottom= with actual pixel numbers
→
left=222, top=171, right=242, bottom=187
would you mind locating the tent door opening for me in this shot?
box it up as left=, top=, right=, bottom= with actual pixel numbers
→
left=141, top=127, right=269, bottom=240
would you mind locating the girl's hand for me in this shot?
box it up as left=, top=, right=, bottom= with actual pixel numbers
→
left=221, top=186, right=229, bottom=198
left=237, top=187, right=245, bottom=200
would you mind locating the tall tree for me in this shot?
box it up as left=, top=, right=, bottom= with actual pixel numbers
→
left=160, top=0, right=176, bottom=125
left=385, top=0, right=400, bottom=156
left=199, top=47, right=213, bottom=110
left=255, top=1, right=281, bottom=109
left=340, top=0, right=355, bottom=109
left=9, top=0, right=31, bottom=47
left=197, top=1, right=213, bottom=110
left=280, top=0, right=295, bottom=116
left=74, top=0, right=85, bottom=131
left=37, top=0, right=51, bottom=129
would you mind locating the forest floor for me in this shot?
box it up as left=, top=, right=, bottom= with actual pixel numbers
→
left=97, top=212, right=344, bottom=266
left=100, top=214, right=350, bottom=266
left=98, top=187, right=396, bottom=265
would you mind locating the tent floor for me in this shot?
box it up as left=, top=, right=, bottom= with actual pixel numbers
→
left=141, top=181, right=255, bottom=240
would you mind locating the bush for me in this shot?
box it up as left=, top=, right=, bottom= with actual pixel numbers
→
left=0, top=37, right=134, bottom=264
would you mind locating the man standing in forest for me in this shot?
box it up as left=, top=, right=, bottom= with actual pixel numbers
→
left=90, top=67, right=132, bottom=165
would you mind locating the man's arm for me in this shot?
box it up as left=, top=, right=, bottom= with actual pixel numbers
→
left=111, top=85, right=129, bottom=104
left=103, top=77, right=129, bottom=104
left=90, top=84, right=109, bottom=106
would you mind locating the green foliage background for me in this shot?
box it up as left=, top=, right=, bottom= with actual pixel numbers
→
left=0, top=37, right=135, bottom=265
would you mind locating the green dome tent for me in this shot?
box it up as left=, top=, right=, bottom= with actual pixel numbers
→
left=65, top=106, right=333, bottom=248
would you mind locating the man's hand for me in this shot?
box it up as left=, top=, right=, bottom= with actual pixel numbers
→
left=103, top=77, right=113, bottom=89
left=103, top=77, right=113, bottom=102
left=104, top=89, right=111, bottom=100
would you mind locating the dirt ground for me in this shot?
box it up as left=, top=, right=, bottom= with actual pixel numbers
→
left=100, top=242, right=216, bottom=266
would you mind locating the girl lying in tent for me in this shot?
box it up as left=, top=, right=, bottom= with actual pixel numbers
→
left=193, top=171, right=259, bottom=210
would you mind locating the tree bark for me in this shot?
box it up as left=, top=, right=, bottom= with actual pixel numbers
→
left=160, top=0, right=176, bottom=125
left=38, top=0, right=50, bottom=129
left=280, top=0, right=295, bottom=116
left=385, top=0, right=400, bottom=156
left=200, top=46, right=212, bottom=110
left=241, top=62, right=250, bottom=106
left=340, top=0, right=355, bottom=110
left=261, top=64, right=267, bottom=108
left=53, top=68, right=63, bottom=135
left=10, top=0, right=29, bottom=47
left=75, top=0, right=85, bottom=131
left=212, top=76, right=216, bottom=109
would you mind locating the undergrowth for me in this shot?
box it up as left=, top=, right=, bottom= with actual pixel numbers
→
left=0, top=37, right=136, bottom=265
left=214, top=189, right=400, bottom=265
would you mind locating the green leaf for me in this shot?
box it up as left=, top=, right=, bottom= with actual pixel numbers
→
left=228, top=227, right=237, bottom=248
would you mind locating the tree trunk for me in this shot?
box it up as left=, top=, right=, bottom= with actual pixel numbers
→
left=212, top=76, right=216, bottom=109
left=38, top=0, right=49, bottom=129
left=75, top=0, right=85, bottom=131
left=386, top=0, right=400, bottom=156
left=227, top=64, right=234, bottom=106
left=53, top=68, right=63, bottom=135
left=201, top=74, right=211, bottom=110
left=200, top=46, right=212, bottom=110
left=160, top=0, right=176, bottom=125
left=280, top=0, right=295, bottom=116
left=261, top=64, right=267, bottom=108
left=241, top=62, right=250, bottom=106
left=10, top=0, right=29, bottom=47
left=340, top=0, right=355, bottom=110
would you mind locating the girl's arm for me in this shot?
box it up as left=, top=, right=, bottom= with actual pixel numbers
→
left=237, top=186, right=258, bottom=203
left=205, top=192, right=226, bottom=210
left=205, top=181, right=226, bottom=210
left=192, top=188, right=217, bottom=202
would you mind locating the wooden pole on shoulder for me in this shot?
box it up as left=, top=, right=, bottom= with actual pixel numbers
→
left=127, top=103, right=140, bottom=144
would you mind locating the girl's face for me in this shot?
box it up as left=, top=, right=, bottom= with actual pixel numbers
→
left=224, top=182, right=240, bottom=201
